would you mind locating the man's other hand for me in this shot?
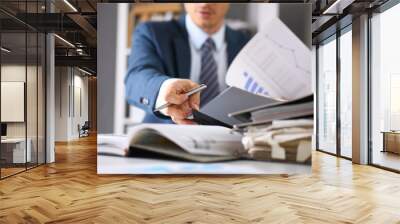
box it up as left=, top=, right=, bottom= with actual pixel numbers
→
left=156, top=79, right=200, bottom=124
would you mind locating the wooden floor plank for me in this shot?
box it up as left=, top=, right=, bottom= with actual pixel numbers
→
left=0, top=134, right=399, bottom=223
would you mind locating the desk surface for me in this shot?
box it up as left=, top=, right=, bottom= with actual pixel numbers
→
left=97, top=146, right=311, bottom=174
left=381, top=131, right=400, bottom=134
left=98, top=131, right=311, bottom=174
left=1, top=138, right=27, bottom=143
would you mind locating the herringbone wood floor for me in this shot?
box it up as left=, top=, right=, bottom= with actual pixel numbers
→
left=1, top=134, right=400, bottom=224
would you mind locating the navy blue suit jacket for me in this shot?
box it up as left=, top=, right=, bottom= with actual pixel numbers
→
left=125, top=16, right=250, bottom=123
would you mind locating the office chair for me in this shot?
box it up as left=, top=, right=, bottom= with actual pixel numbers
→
left=79, top=121, right=90, bottom=138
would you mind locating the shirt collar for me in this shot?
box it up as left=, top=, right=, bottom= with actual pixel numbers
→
left=185, top=14, right=225, bottom=51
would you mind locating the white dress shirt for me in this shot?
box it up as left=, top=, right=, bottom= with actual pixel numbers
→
left=185, top=14, right=228, bottom=91
left=155, top=15, right=228, bottom=111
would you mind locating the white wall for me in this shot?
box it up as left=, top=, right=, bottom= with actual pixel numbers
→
left=249, top=3, right=279, bottom=32
left=98, top=4, right=118, bottom=134
left=312, top=46, right=317, bottom=150
left=55, top=67, right=69, bottom=141
left=55, top=67, right=89, bottom=141
left=75, top=74, right=89, bottom=123
left=1, top=65, right=35, bottom=138
left=1, top=63, right=47, bottom=163
left=1, top=65, right=26, bottom=128
left=1, top=82, right=25, bottom=122
left=72, top=74, right=89, bottom=138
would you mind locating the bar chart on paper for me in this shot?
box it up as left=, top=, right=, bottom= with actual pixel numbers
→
left=243, top=72, right=269, bottom=96
left=225, top=18, right=311, bottom=100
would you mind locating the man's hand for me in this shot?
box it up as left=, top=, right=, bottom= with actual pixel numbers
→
left=156, top=79, right=200, bottom=124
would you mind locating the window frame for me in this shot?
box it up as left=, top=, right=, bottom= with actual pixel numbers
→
left=315, top=23, right=353, bottom=160
left=367, top=0, right=400, bottom=173
left=0, top=0, right=48, bottom=180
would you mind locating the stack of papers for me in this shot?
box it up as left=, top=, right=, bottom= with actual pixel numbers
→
left=241, top=119, right=313, bottom=163
left=98, top=124, right=246, bottom=163
left=230, top=94, right=314, bottom=129
left=193, top=87, right=279, bottom=128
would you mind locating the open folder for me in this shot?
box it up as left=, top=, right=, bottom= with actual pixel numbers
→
left=230, top=94, right=314, bottom=128
left=191, top=86, right=313, bottom=129
left=192, top=87, right=279, bottom=128
left=98, top=124, right=246, bottom=163
left=97, top=123, right=312, bottom=164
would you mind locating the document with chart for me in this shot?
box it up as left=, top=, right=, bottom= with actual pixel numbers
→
left=225, top=18, right=311, bottom=100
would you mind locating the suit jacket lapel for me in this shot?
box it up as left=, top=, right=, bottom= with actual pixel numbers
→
left=225, top=27, right=240, bottom=66
left=173, top=37, right=191, bottom=79
left=173, top=15, right=191, bottom=79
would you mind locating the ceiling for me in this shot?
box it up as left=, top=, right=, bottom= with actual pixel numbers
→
left=0, top=0, right=98, bottom=74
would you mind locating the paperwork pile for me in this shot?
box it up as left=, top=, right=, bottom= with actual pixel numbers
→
left=191, top=89, right=314, bottom=164
left=241, top=119, right=312, bottom=164
left=221, top=18, right=313, bottom=164
left=227, top=94, right=313, bottom=164
left=230, top=94, right=313, bottom=129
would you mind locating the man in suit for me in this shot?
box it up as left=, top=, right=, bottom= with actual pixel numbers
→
left=125, top=3, right=250, bottom=124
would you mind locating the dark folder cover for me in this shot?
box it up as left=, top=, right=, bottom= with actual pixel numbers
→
left=192, top=87, right=278, bottom=128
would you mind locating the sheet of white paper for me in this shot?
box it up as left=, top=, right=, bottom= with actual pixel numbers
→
left=97, top=134, right=129, bottom=156
left=225, top=18, right=311, bottom=100
left=97, top=134, right=129, bottom=148
left=128, top=124, right=244, bottom=156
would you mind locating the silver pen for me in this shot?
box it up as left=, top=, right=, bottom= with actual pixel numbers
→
left=154, top=84, right=207, bottom=112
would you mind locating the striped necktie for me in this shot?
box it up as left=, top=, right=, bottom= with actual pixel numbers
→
left=199, top=37, right=220, bottom=106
